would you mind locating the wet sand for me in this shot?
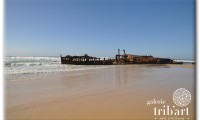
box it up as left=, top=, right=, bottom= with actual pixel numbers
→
left=5, top=64, right=195, bottom=120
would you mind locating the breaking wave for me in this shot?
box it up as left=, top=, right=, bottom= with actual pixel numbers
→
left=5, top=56, right=112, bottom=75
left=173, top=59, right=195, bottom=64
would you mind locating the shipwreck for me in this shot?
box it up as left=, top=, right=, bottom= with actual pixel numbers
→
left=60, top=49, right=183, bottom=65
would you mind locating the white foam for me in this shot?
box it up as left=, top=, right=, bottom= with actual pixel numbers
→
left=173, top=59, right=195, bottom=63
left=5, top=56, right=113, bottom=75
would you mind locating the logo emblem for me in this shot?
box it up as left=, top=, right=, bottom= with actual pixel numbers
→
left=173, top=88, right=191, bottom=107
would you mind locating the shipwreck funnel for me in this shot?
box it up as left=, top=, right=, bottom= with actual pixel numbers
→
left=118, top=49, right=120, bottom=55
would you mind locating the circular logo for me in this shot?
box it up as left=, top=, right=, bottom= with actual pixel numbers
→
left=173, top=88, right=191, bottom=107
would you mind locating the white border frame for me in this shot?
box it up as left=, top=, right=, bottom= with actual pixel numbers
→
left=0, top=0, right=4, bottom=119
left=0, top=0, right=198, bottom=120
left=197, top=0, right=199, bottom=119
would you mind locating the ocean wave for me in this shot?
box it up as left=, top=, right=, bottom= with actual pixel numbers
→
left=5, top=62, right=43, bottom=67
left=173, top=59, right=195, bottom=63
left=5, top=64, right=112, bottom=75
left=6, top=56, right=60, bottom=61
left=4, top=56, right=113, bottom=75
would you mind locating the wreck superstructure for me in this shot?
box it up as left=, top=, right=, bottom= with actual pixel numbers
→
left=61, top=54, right=113, bottom=65
left=61, top=49, right=183, bottom=65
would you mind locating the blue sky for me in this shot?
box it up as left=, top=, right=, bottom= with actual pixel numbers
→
left=5, top=0, right=195, bottom=59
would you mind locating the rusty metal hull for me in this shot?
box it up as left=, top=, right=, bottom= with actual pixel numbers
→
left=60, top=50, right=183, bottom=65
left=61, top=57, right=114, bottom=65
left=61, top=57, right=183, bottom=65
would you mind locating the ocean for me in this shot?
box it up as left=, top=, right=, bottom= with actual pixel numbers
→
left=5, top=56, right=111, bottom=75
left=5, top=56, right=195, bottom=75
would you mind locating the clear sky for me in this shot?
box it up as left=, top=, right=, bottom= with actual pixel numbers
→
left=5, top=0, right=195, bottom=60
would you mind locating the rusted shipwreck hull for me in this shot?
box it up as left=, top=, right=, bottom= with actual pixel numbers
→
left=61, top=54, right=114, bottom=65
left=61, top=49, right=183, bottom=65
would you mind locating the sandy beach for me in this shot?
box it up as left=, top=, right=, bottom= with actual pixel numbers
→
left=5, top=64, right=195, bottom=120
